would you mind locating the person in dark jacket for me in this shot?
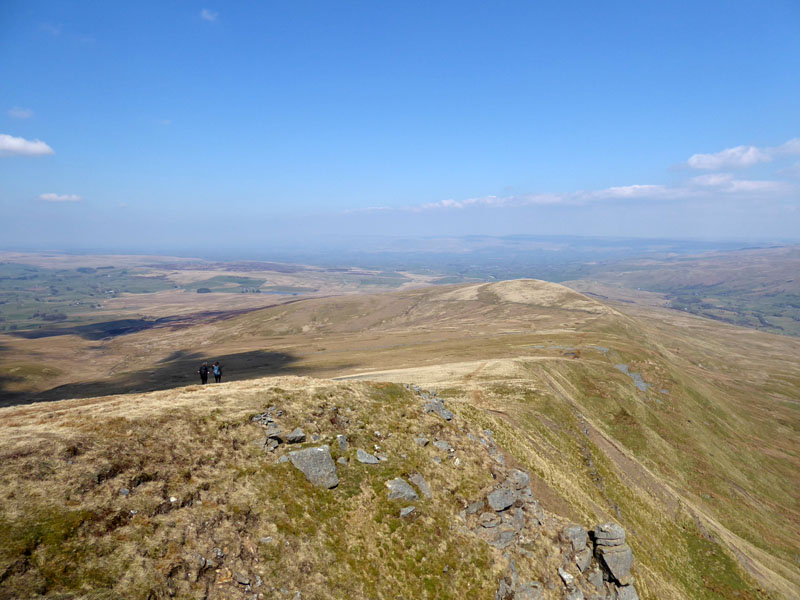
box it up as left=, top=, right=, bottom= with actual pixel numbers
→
left=212, top=361, right=222, bottom=383
left=198, top=362, right=209, bottom=384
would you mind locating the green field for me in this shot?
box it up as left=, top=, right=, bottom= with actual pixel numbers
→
left=0, top=263, right=175, bottom=331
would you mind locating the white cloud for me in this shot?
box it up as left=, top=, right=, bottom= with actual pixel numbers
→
left=726, top=179, right=786, bottom=193
left=687, top=138, right=800, bottom=170
left=592, top=184, right=668, bottom=198
left=0, top=133, right=54, bottom=156
left=39, top=193, right=81, bottom=203
left=775, top=138, right=800, bottom=157
left=8, top=107, right=34, bottom=119
left=200, top=9, right=218, bottom=21
left=689, top=173, right=735, bottom=187
left=689, top=172, right=785, bottom=193
left=688, top=145, right=771, bottom=170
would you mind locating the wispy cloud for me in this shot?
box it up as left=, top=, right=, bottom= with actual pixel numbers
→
left=687, top=137, right=800, bottom=170
left=361, top=158, right=796, bottom=215
left=39, top=193, right=81, bottom=203
left=0, top=133, right=54, bottom=156
left=200, top=9, right=218, bottom=22
left=688, top=145, right=771, bottom=170
left=8, top=107, right=34, bottom=119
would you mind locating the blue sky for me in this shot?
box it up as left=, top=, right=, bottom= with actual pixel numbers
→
left=1, top=1, right=799, bottom=251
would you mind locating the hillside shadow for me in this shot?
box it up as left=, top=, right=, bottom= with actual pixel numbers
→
left=0, top=348, right=309, bottom=407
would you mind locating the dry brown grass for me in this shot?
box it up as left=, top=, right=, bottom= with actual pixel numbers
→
left=1, top=279, right=798, bottom=599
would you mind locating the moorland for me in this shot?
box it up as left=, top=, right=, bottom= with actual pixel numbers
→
left=0, top=246, right=798, bottom=599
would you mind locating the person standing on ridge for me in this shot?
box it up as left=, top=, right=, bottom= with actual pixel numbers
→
left=198, top=362, right=209, bottom=385
left=212, top=361, right=222, bottom=383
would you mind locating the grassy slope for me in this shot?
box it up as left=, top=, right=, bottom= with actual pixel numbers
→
left=0, top=280, right=798, bottom=599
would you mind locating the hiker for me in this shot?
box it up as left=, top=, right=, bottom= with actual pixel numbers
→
left=198, top=362, right=209, bottom=384
left=212, top=361, right=222, bottom=383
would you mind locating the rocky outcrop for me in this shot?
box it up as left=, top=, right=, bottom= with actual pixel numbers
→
left=592, top=522, right=634, bottom=586
left=257, top=384, right=640, bottom=600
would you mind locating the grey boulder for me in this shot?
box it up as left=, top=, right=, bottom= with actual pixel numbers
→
left=288, top=445, right=338, bottom=488
left=487, top=488, right=516, bottom=512
left=596, top=544, right=633, bottom=585
left=286, top=427, right=306, bottom=443
left=563, top=524, right=588, bottom=552
left=356, top=448, right=380, bottom=464
left=386, top=478, right=419, bottom=501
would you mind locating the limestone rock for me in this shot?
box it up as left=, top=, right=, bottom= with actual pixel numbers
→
left=596, top=544, right=633, bottom=585
left=386, top=478, right=419, bottom=501
left=433, top=440, right=453, bottom=452
left=557, top=567, right=574, bottom=587
left=400, top=506, right=416, bottom=518
left=616, top=584, right=639, bottom=600
left=466, top=500, right=485, bottom=515
left=409, top=473, right=432, bottom=498
left=507, top=469, right=531, bottom=490
left=288, top=445, right=338, bottom=488
left=587, top=569, right=604, bottom=592
left=575, top=547, right=593, bottom=573
left=424, top=398, right=454, bottom=421
left=336, top=434, right=348, bottom=451
left=487, top=488, right=516, bottom=512
left=286, top=427, right=306, bottom=443
left=265, top=425, right=283, bottom=442
left=413, top=434, right=430, bottom=447
left=503, top=507, right=525, bottom=531
left=563, top=524, right=589, bottom=552
left=593, top=522, right=626, bottom=546
left=356, top=448, right=380, bottom=464
left=479, top=512, right=501, bottom=528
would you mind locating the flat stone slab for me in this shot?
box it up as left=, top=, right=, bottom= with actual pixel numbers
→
left=386, top=478, right=419, bottom=501
left=288, top=445, right=338, bottom=488
left=400, top=506, right=416, bottom=518
left=286, top=427, right=306, bottom=443
left=356, top=448, right=380, bottom=464
left=487, top=488, right=516, bottom=511
left=593, top=522, right=626, bottom=546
